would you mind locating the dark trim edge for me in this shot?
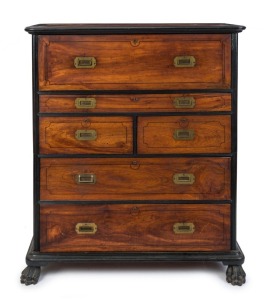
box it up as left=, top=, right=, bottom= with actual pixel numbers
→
left=32, top=35, right=40, bottom=251
left=38, top=89, right=233, bottom=95
left=39, top=200, right=232, bottom=205
left=231, top=33, right=238, bottom=250
left=25, top=23, right=246, bottom=35
left=25, top=237, right=245, bottom=266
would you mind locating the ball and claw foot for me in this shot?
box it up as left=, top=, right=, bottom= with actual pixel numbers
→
left=226, top=265, right=246, bottom=286
left=20, top=266, right=41, bottom=285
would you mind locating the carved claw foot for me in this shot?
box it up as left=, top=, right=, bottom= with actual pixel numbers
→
left=226, top=265, right=246, bottom=286
left=21, top=266, right=41, bottom=285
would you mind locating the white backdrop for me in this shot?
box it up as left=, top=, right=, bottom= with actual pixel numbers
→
left=0, top=0, right=264, bottom=299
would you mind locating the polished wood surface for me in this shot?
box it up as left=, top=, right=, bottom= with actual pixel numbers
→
left=40, top=204, right=231, bottom=252
left=40, top=157, right=231, bottom=201
left=38, top=34, right=231, bottom=90
left=39, top=94, right=231, bottom=113
left=138, top=115, right=231, bottom=154
left=39, top=116, right=133, bottom=154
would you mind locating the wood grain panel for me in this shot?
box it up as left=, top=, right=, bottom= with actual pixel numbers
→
left=39, top=117, right=133, bottom=154
left=138, top=115, right=231, bottom=154
left=39, top=94, right=231, bottom=113
left=40, top=204, right=231, bottom=252
left=40, top=157, right=231, bottom=201
left=38, top=34, right=231, bottom=90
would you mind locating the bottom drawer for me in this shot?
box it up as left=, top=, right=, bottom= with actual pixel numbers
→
left=40, top=204, right=231, bottom=252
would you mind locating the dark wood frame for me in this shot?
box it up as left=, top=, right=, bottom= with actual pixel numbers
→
left=22, top=24, right=246, bottom=286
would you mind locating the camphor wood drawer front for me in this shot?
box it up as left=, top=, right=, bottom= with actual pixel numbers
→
left=39, top=117, right=133, bottom=154
left=40, top=204, right=231, bottom=252
left=40, top=157, right=231, bottom=201
left=39, top=94, right=232, bottom=113
left=38, top=34, right=231, bottom=90
left=138, top=115, right=231, bottom=154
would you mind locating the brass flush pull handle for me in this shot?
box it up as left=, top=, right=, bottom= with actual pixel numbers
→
left=75, top=173, right=96, bottom=184
left=173, top=129, right=194, bottom=140
left=75, top=98, right=96, bottom=109
left=173, top=223, right=195, bottom=234
left=75, top=129, right=97, bottom=141
left=174, top=56, right=196, bottom=68
left=74, top=57, right=96, bottom=68
left=173, top=173, right=195, bottom=185
left=75, top=223, right=97, bottom=234
left=173, top=97, right=195, bottom=108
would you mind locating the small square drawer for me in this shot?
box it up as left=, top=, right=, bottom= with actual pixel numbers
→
left=39, top=116, right=133, bottom=154
left=40, top=203, right=231, bottom=252
left=138, top=115, right=231, bottom=154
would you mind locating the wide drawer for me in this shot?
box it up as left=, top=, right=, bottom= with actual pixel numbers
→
left=39, top=94, right=231, bottom=113
left=40, top=157, right=231, bottom=201
left=38, top=34, right=231, bottom=90
left=138, top=115, right=231, bottom=154
left=39, top=116, right=133, bottom=154
left=40, top=204, right=231, bottom=252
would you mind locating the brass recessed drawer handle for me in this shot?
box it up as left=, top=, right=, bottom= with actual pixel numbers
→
left=75, top=98, right=96, bottom=109
left=74, top=57, right=96, bottom=68
left=75, top=129, right=97, bottom=141
left=173, top=222, right=195, bottom=234
left=173, top=129, right=194, bottom=140
left=173, top=97, right=195, bottom=108
left=174, top=56, right=196, bottom=67
left=173, top=173, right=195, bottom=185
left=75, top=173, right=96, bottom=184
left=75, top=223, right=97, bottom=234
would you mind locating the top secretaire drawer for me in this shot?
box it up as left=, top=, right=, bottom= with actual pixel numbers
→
left=38, top=34, right=231, bottom=91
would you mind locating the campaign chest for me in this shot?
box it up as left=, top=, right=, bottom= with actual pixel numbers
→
left=22, top=23, right=246, bottom=285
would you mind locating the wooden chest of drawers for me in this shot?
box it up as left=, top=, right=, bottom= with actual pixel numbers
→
left=22, top=23, right=246, bottom=286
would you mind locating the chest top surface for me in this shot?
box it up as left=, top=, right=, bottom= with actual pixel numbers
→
left=25, top=23, right=246, bottom=35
